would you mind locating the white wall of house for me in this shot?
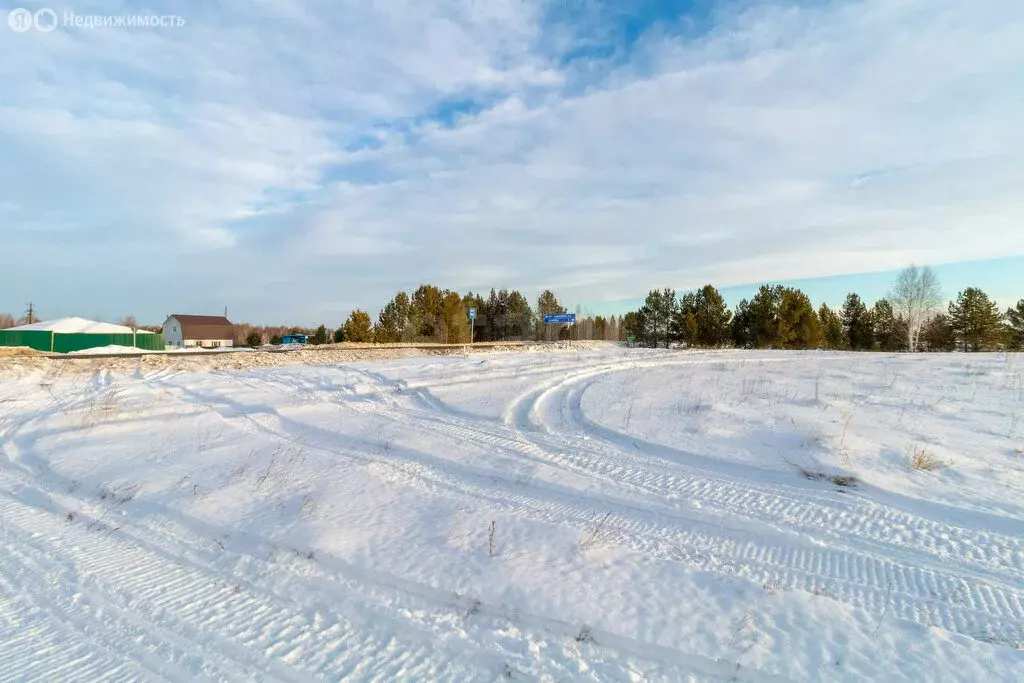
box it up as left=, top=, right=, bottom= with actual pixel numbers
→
left=182, top=338, right=234, bottom=349
left=162, top=315, right=183, bottom=347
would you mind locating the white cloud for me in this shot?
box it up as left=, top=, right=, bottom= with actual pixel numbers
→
left=1, top=0, right=1022, bottom=322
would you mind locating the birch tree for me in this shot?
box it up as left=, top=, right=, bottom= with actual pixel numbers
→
left=890, top=265, right=942, bottom=352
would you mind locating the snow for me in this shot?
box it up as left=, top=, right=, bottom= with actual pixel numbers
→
left=68, top=344, right=160, bottom=355
left=65, top=345, right=255, bottom=356
left=0, top=347, right=1021, bottom=681
left=8, top=316, right=156, bottom=334
left=264, top=342, right=305, bottom=351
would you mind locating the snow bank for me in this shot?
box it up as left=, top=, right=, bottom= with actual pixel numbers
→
left=8, top=316, right=156, bottom=334
left=67, top=344, right=159, bottom=355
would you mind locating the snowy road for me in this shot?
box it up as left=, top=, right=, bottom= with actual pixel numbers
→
left=1, top=348, right=1022, bottom=681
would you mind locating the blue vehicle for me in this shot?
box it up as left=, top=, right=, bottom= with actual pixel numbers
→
left=281, top=334, right=308, bottom=345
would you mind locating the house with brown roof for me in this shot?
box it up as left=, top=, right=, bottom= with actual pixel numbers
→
left=162, top=314, right=234, bottom=349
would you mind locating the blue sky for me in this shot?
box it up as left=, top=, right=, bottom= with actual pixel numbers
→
left=1, top=0, right=1022, bottom=325
left=583, top=255, right=1024, bottom=316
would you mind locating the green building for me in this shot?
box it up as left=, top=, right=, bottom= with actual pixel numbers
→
left=0, top=317, right=163, bottom=353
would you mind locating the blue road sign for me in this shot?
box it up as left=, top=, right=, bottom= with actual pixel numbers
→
left=543, top=313, right=576, bottom=324
left=468, top=308, right=477, bottom=320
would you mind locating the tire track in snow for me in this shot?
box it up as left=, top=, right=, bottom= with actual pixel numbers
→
left=152, top=372, right=1024, bottom=645
left=0, top=465, right=766, bottom=683
left=5, top=375, right=761, bottom=682
left=0, top=485, right=497, bottom=682
left=350, top=363, right=1024, bottom=585
left=0, top=517, right=221, bottom=683
left=0, top=561, right=144, bottom=683
left=557, top=371, right=1024, bottom=575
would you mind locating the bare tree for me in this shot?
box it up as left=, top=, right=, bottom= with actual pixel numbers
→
left=122, top=315, right=138, bottom=332
left=0, top=313, right=14, bottom=330
left=890, top=265, right=942, bottom=352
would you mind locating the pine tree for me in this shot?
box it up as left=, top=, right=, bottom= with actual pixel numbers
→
left=506, top=290, right=534, bottom=340
left=748, top=285, right=785, bottom=348
left=536, top=290, right=565, bottom=315
left=818, top=304, right=847, bottom=349
left=440, top=290, right=470, bottom=344
left=1005, top=299, right=1024, bottom=350
left=333, top=327, right=345, bottom=343
left=871, top=298, right=903, bottom=351
left=607, top=314, right=619, bottom=341
left=682, top=312, right=698, bottom=345
left=841, top=293, right=874, bottom=350
left=536, top=290, right=566, bottom=341
left=343, top=310, right=374, bottom=343
left=245, top=330, right=263, bottom=348
left=731, top=299, right=753, bottom=348
left=672, top=292, right=698, bottom=346
left=269, top=334, right=283, bottom=345
left=410, top=285, right=444, bottom=341
left=376, top=291, right=411, bottom=343
left=462, top=291, right=487, bottom=340
left=694, top=284, right=732, bottom=347
left=999, top=322, right=1018, bottom=349
left=639, top=288, right=675, bottom=347
left=948, top=288, right=1003, bottom=351
left=483, top=289, right=505, bottom=341
left=922, top=314, right=955, bottom=351
left=777, top=288, right=819, bottom=349
left=308, top=325, right=328, bottom=345
left=638, top=308, right=652, bottom=345
left=309, top=325, right=327, bottom=345
left=621, top=311, right=640, bottom=344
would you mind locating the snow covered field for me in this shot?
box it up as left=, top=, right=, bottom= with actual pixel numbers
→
left=1, top=347, right=1022, bottom=681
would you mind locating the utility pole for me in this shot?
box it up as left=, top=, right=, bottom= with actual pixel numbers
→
left=25, top=302, right=36, bottom=324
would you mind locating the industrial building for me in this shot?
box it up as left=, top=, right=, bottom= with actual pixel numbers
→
left=0, top=317, right=163, bottom=353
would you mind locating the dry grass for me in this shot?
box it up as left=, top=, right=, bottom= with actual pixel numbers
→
left=782, top=458, right=858, bottom=487
left=905, top=444, right=947, bottom=472
left=0, top=346, right=44, bottom=356
left=319, top=341, right=531, bottom=350
left=579, top=511, right=613, bottom=551
left=1, top=340, right=615, bottom=379
left=973, top=627, right=1024, bottom=649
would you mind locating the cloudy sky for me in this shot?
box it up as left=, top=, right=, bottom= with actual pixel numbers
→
left=2, top=0, right=1023, bottom=325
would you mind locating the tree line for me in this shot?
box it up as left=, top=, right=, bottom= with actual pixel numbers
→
left=5, top=265, right=1022, bottom=352
left=623, top=266, right=1024, bottom=352
left=316, top=286, right=592, bottom=346
left=227, top=286, right=633, bottom=347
